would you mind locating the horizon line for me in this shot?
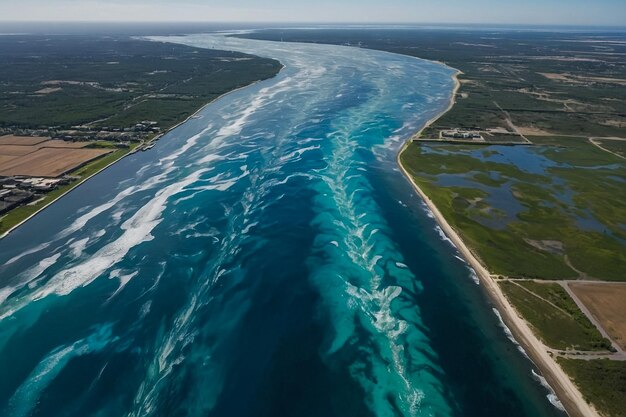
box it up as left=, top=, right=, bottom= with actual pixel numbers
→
left=1, top=20, right=626, bottom=29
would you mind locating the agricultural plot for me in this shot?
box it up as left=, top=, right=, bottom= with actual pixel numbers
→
left=0, top=148, right=113, bottom=177
left=569, top=283, right=626, bottom=351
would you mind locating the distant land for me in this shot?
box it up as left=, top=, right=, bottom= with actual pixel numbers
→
left=0, top=34, right=281, bottom=236
left=238, top=27, right=626, bottom=417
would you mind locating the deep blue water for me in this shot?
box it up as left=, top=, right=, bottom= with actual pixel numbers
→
left=0, top=35, right=566, bottom=417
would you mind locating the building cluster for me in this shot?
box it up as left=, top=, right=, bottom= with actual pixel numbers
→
left=0, top=177, right=68, bottom=215
left=441, top=129, right=483, bottom=140
left=0, top=122, right=160, bottom=144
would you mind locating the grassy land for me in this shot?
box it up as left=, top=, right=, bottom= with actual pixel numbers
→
left=499, top=281, right=613, bottom=351
left=0, top=35, right=281, bottom=130
left=557, top=358, right=626, bottom=417
left=399, top=140, right=626, bottom=281
left=595, top=139, right=626, bottom=158
left=0, top=144, right=138, bottom=235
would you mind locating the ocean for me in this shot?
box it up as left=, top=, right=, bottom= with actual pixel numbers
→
left=0, top=34, right=565, bottom=417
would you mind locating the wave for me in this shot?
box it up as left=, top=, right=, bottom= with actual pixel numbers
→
left=0, top=169, right=208, bottom=321
left=279, top=144, right=321, bottom=162
left=434, top=225, right=457, bottom=249
left=492, top=308, right=529, bottom=358
left=4, top=241, right=51, bottom=266
left=5, top=324, right=114, bottom=417
left=532, top=369, right=566, bottom=412
left=467, top=267, right=480, bottom=285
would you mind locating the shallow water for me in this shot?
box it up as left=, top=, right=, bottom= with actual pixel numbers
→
left=0, top=35, right=565, bottom=417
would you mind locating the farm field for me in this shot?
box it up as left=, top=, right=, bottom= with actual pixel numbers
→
left=0, top=135, right=48, bottom=146
left=569, top=283, right=626, bottom=351
left=0, top=147, right=112, bottom=177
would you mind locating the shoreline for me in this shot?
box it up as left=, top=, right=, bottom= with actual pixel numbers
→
left=0, top=147, right=136, bottom=239
left=396, top=71, right=598, bottom=417
left=141, top=70, right=284, bottom=147
left=0, top=67, right=284, bottom=240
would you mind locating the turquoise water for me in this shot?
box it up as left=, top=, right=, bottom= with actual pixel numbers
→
left=0, top=35, right=565, bottom=417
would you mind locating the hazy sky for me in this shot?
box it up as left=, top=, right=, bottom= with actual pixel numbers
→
left=1, top=0, right=625, bottom=26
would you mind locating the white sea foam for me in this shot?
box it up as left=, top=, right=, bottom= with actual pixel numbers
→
left=69, top=237, right=90, bottom=258
left=0, top=287, right=15, bottom=304
left=23, top=253, right=61, bottom=283
left=159, top=124, right=213, bottom=167
left=108, top=269, right=140, bottom=298
left=197, top=152, right=225, bottom=165
left=467, top=267, right=480, bottom=285
left=434, top=225, right=457, bottom=248
left=5, top=241, right=51, bottom=265
left=532, top=369, right=566, bottom=412
left=0, top=253, right=63, bottom=303
left=6, top=324, right=114, bottom=417
left=214, top=92, right=266, bottom=140
left=241, top=221, right=258, bottom=235
left=279, top=144, right=321, bottom=162
left=0, top=170, right=207, bottom=322
left=419, top=202, right=436, bottom=219
left=59, top=186, right=135, bottom=238
left=493, top=308, right=529, bottom=357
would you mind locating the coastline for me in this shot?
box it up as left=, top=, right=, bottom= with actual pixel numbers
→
left=0, top=147, right=136, bottom=239
left=397, top=71, right=598, bottom=417
left=0, top=67, right=284, bottom=240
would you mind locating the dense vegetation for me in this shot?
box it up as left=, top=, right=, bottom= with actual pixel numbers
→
left=0, top=35, right=281, bottom=130
left=499, top=281, right=612, bottom=351
left=400, top=139, right=626, bottom=281
left=558, top=358, right=626, bottom=417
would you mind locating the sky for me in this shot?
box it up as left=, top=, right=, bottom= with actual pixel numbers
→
left=0, top=0, right=625, bottom=26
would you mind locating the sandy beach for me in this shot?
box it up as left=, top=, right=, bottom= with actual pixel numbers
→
left=397, top=71, right=599, bottom=417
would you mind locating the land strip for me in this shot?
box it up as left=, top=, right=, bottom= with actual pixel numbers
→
left=397, top=145, right=599, bottom=417
left=0, top=35, right=282, bottom=237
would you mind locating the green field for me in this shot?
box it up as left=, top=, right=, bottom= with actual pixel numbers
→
left=400, top=139, right=626, bottom=281
left=499, top=281, right=612, bottom=351
left=558, top=358, right=626, bottom=417
left=596, top=139, right=626, bottom=158
left=0, top=35, right=281, bottom=131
